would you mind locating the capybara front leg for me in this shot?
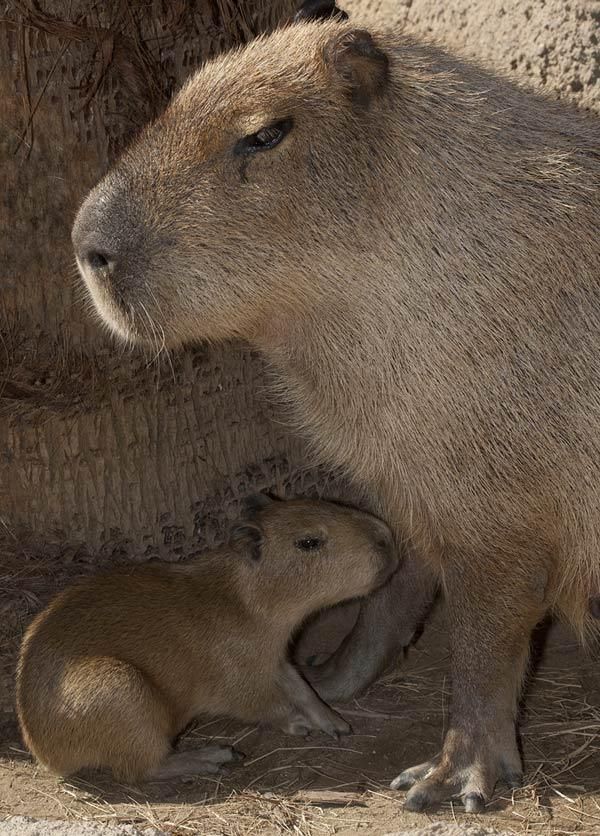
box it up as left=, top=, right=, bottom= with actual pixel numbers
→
left=391, top=554, right=548, bottom=812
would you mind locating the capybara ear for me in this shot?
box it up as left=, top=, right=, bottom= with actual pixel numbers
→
left=230, top=522, right=264, bottom=561
left=294, top=0, right=348, bottom=23
left=324, top=29, right=389, bottom=107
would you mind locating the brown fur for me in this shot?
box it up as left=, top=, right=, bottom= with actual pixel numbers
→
left=72, top=18, right=600, bottom=810
left=16, top=496, right=395, bottom=783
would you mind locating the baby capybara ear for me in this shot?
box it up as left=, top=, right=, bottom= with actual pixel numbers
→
left=229, top=522, right=264, bottom=562
left=294, top=0, right=348, bottom=23
left=324, top=29, right=389, bottom=107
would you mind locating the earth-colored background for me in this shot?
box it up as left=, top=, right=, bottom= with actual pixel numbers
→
left=1, top=0, right=599, bottom=833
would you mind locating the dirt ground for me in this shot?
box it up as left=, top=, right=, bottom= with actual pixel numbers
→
left=1, top=552, right=600, bottom=836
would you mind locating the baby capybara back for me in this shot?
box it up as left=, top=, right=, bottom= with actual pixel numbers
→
left=17, top=495, right=396, bottom=782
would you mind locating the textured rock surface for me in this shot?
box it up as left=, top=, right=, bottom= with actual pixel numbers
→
left=346, top=0, right=600, bottom=113
left=0, top=816, right=512, bottom=836
left=0, top=818, right=165, bottom=836
left=385, top=826, right=513, bottom=836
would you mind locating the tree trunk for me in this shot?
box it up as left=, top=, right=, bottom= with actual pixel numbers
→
left=1, top=0, right=346, bottom=571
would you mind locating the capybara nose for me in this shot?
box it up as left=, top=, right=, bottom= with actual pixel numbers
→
left=72, top=186, right=132, bottom=285
left=72, top=202, right=118, bottom=281
left=86, top=249, right=113, bottom=272
left=370, top=521, right=399, bottom=576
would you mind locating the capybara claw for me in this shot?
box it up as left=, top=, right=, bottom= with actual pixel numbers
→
left=390, top=760, right=435, bottom=790
left=390, top=771, right=416, bottom=790
left=404, top=787, right=435, bottom=812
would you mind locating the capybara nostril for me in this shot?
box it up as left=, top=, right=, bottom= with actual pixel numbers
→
left=86, top=250, right=112, bottom=272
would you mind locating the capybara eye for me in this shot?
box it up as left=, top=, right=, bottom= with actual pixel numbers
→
left=234, top=118, right=293, bottom=155
left=295, top=536, right=323, bottom=552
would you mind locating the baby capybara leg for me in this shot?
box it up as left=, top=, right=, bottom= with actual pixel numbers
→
left=23, top=658, right=175, bottom=783
left=100, top=670, right=240, bottom=782
left=150, top=746, right=242, bottom=780
left=87, top=661, right=176, bottom=783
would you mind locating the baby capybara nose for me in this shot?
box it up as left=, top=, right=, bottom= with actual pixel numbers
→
left=374, top=521, right=394, bottom=556
left=369, top=520, right=399, bottom=584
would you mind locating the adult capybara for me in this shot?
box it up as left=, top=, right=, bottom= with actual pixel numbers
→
left=17, top=495, right=396, bottom=782
left=72, top=10, right=600, bottom=812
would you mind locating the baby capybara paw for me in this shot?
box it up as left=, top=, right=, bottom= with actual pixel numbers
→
left=280, top=705, right=352, bottom=739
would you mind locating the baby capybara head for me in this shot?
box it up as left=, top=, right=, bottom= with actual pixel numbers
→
left=230, top=494, right=397, bottom=612
left=72, top=19, right=390, bottom=346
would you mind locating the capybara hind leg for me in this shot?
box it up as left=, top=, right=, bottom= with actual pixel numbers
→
left=304, top=553, right=436, bottom=702
left=390, top=552, right=548, bottom=812
left=150, top=746, right=242, bottom=780
left=18, top=657, right=174, bottom=783
left=76, top=660, right=174, bottom=784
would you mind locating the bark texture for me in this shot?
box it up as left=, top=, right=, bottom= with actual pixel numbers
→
left=1, top=0, right=346, bottom=568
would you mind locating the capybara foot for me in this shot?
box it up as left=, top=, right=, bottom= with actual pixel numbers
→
left=390, top=727, right=522, bottom=812
left=151, top=745, right=242, bottom=780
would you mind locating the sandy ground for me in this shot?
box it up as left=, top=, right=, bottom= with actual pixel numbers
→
left=0, top=820, right=515, bottom=836
left=0, top=818, right=516, bottom=836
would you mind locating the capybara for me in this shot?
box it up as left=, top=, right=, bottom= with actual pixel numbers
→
left=17, top=495, right=396, bottom=782
left=72, top=10, right=600, bottom=811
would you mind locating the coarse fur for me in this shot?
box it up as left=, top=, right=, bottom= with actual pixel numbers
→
left=16, top=496, right=396, bottom=783
left=72, top=17, right=600, bottom=810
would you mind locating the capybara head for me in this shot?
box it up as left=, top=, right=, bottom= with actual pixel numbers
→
left=72, top=19, right=389, bottom=346
left=230, top=494, right=397, bottom=612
